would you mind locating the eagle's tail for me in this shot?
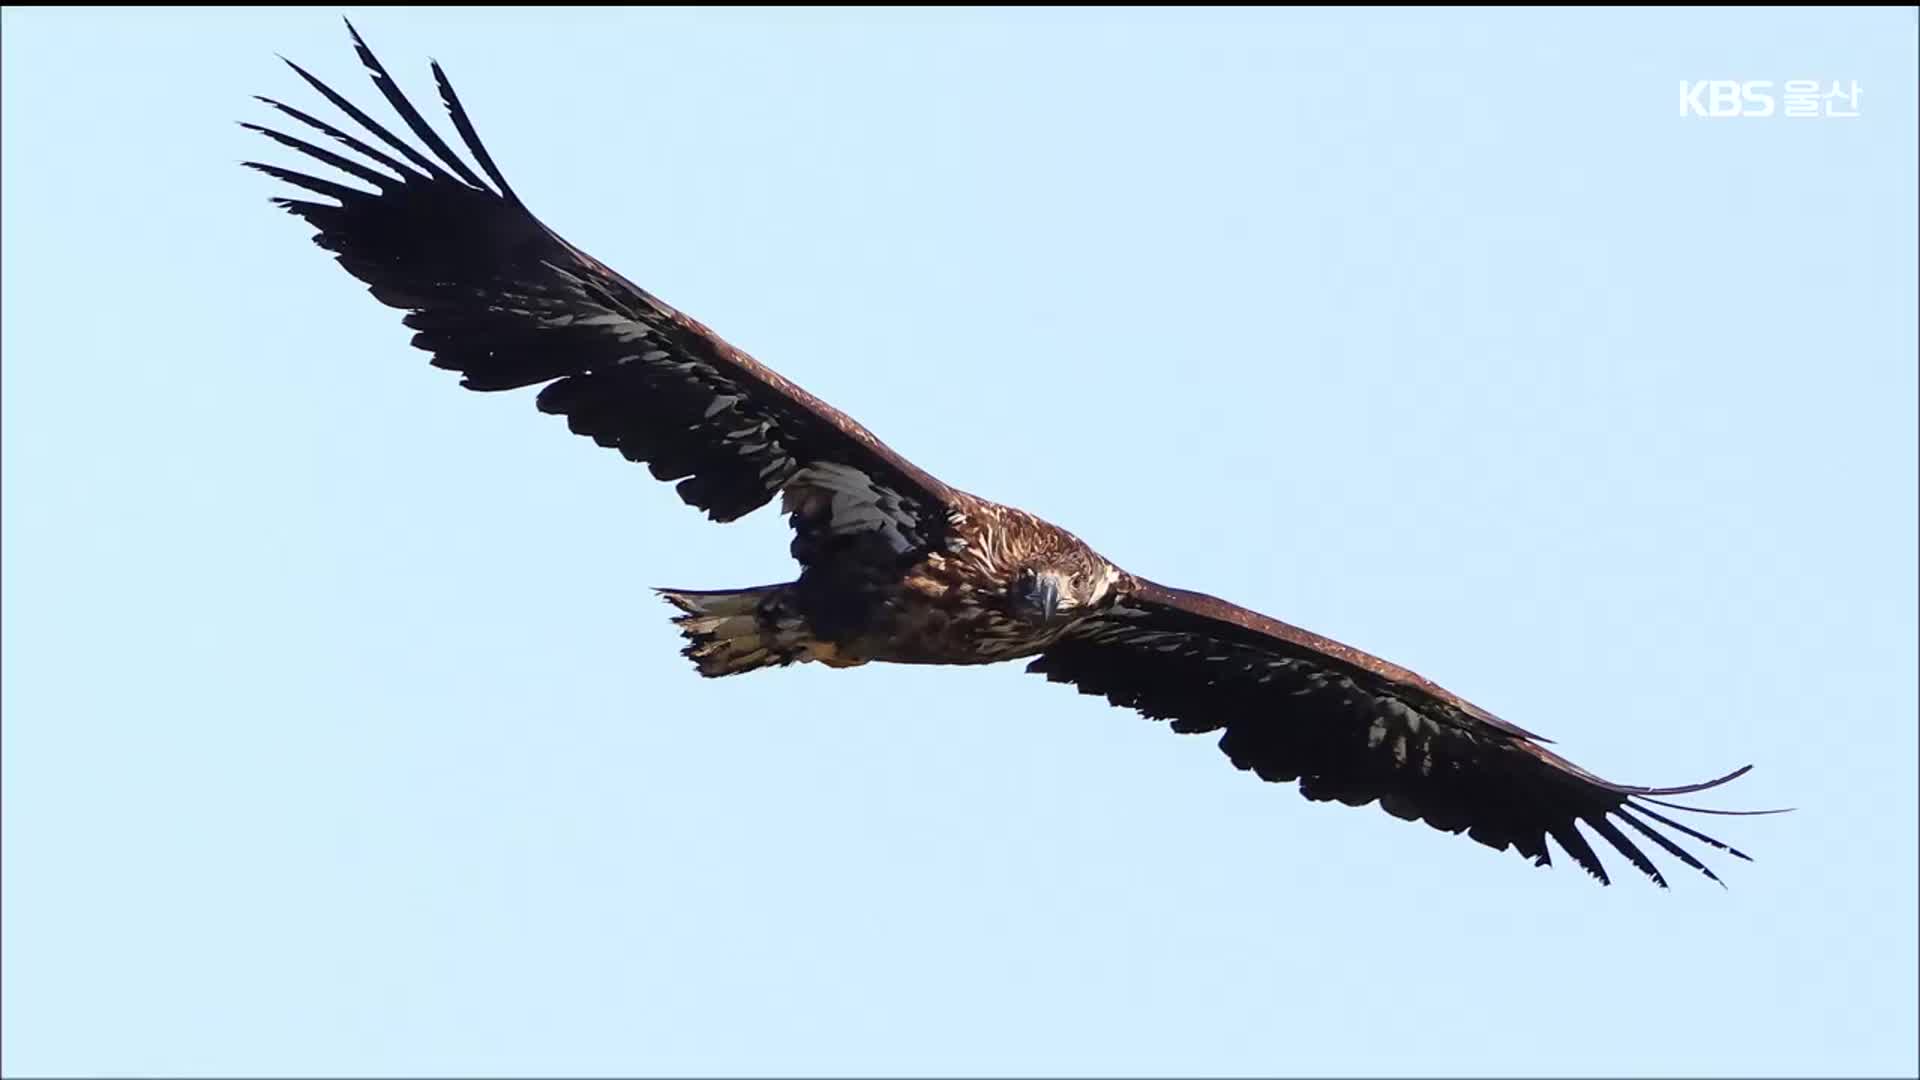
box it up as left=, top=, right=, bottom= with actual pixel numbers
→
left=658, top=584, right=853, bottom=677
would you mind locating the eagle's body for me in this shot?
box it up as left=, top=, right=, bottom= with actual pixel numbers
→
left=670, top=479, right=1125, bottom=675
left=247, top=24, right=1780, bottom=888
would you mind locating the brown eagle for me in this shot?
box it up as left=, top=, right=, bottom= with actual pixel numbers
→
left=246, top=24, right=1779, bottom=888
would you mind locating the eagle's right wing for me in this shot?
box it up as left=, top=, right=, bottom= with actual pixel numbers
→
left=1029, top=578, right=1780, bottom=887
left=245, top=24, right=954, bottom=563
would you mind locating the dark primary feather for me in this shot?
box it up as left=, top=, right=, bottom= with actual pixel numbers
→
left=1029, top=579, right=1779, bottom=887
left=243, top=20, right=953, bottom=537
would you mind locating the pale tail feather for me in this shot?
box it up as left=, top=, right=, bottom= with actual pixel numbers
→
left=658, top=585, right=824, bottom=677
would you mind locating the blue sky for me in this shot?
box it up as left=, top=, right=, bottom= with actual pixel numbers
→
left=3, top=7, right=1915, bottom=1077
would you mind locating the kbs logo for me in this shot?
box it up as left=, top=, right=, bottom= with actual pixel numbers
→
left=1680, top=80, right=1862, bottom=118
left=1679, top=80, right=1775, bottom=117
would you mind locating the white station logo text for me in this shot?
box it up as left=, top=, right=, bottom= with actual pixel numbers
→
left=1679, top=80, right=1861, bottom=118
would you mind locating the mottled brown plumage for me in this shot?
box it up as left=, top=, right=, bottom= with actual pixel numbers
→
left=247, top=23, right=1783, bottom=888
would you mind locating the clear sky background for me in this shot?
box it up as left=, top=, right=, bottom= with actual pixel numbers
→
left=4, top=7, right=1916, bottom=1078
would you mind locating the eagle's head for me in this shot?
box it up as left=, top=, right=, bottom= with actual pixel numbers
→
left=1008, top=557, right=1120, bottom=624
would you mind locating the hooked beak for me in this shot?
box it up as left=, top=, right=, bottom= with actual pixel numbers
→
left=1027, top=574, right=1061, bottom=621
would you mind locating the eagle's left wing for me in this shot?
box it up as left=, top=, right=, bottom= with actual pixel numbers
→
left=1028, top=578, right=1773, bottom=887
left=244, top=24, right=956, bottom=564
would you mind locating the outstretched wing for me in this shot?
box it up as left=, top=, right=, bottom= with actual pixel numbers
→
left=244, top=23, right=953, bottom=564
left=1029, top=579, right=1777, bottom=887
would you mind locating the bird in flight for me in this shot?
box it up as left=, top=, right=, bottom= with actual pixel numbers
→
left=246, top=22, right=1779, bottom=888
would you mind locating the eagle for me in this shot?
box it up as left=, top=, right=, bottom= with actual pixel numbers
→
left=245, top=23, right=1779, bottom=888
